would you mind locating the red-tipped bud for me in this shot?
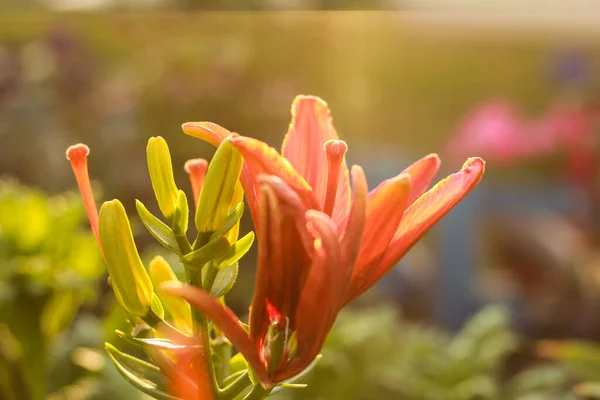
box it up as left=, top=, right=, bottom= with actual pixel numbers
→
left=322, top=139, right=348, bottom=216
left=66, top=144, right=100, bottom=248
left=184, top=158, right=208, bottom=208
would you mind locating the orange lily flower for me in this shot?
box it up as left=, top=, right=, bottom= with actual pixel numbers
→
left=182, top=95, right=485, bottom=304
left=164, top=169, right=367, bottom=386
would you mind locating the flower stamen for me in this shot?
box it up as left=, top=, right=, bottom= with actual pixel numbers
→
left=66, top=144, right=101, bottom=249
left=184, top=158, right=208, bottom=208
left=323, top=140, right=348, bottom=216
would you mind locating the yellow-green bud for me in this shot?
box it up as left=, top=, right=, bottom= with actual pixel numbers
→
left=172, top=190, right=189, bottom=236
left=195, top=138, right=243, bottom=233
left=99, top=200, right=153, bottom=317
left=147, top=137, right=179, bottom=220
left=149, top=256, right=192, bottom=334
left=226, top=181, right=243, bottom=244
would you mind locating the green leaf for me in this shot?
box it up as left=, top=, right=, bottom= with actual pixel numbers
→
left=210, top=262, right=239, bottom=297
left=136, top=200, right=180, bottom=255
left=172, top=190, right=189, bottom=236
left=215, top=232, right=254, bottom=268
left=115, top=331, right=200, bottom=351
left=182, top=236, right=230, bottom=268
left=211, top=202, right=244, bottom=240
left=105, top=342, right=182, bottom=400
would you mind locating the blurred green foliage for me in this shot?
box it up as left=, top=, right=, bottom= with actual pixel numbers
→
left=0, top=179, right=143, bottom=400
left=275, top=305, right=576, bottom=400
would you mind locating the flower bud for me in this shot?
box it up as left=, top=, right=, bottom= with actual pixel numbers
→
left=195, top=138, right=243, bottom=233
left=172, top=190, right=189, bottom=236
left=149, top=256, right=192, bottom=334
left=226, top=181, right=244, bottom=244
left=147, top=137, right=179, bottom=221
left=99, top=199, right=153, bottom=317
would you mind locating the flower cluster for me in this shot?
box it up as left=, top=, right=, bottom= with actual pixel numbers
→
left=67, top=95, right=484, bottom=399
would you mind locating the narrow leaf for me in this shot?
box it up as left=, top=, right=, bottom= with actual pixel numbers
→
left=136, top=200, right=180, bottom=255
left=105, top=342, right=182, bottom=400
left=182, top=236, right=230, bottom=268
left=215, top=232, right=254, bottom=268
left=115, top=331, right=199, bottom=351
left=211, top=202, right=244, bottom=240
left=210, top=262, right=239, bottom=298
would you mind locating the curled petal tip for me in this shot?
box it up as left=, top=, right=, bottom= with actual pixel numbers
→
left=66, top=144, right=90, bottom=161
left=462, top=157, right=486, bottom=174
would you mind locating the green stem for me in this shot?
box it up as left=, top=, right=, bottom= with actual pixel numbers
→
left=242, top=384, right=273, bottom=400
left=185, top=232, right=220, bottom=398
left=219, top=371, right=251, bottom=400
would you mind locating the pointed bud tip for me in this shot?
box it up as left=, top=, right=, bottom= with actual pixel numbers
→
left=184, top=158, right=208, bottom=174
left=66, top=144, right=90, bottom=161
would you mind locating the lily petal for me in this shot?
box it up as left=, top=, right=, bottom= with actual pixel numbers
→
left=346, top=157, right=485, bottom=303
left=161, top=283, right=273, bottom=389
left=230, top=136, right=320, bottom=212
left=281, top=96, right=351, bottom=224
left=182, top=122, right=235, bottom=148
left=279, top=210, right=343, bottom=382
left=402, top=153, right=441, bottom=206
left=339, top=165, right=368, bottom=273
left=249, top=176, right=312, bottom=350
left=348, top=173, right=411, bottom=301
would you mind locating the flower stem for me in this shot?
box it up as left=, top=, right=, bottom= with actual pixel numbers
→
left=185, top=232, right=220, bottom=398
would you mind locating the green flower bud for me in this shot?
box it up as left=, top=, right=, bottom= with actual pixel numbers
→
left=147, top=137, right=179, bottom=221
left=99, top=200, right=153, bottom=317
left=226, top=181, right=244, bottom=245
left=195, top=138, right=243, bottom=233
left=149, top=256, right=192, bottom=334
left=172, top=190, right=189, bottom=236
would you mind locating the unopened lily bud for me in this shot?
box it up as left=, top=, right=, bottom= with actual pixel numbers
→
left=147, top=137, right=179, bottom=221
left=226, top=181, right=244, bottom=244
left=183, top=158, right=208, bottom=208
left=195, top=138, right=243, bottom=233
left=172, top=190, right=189, bottom=236
left=99, top=199, right=154, bottom=317
left=149, top=256, right=192, bottom=334
left=66, top=144, right=100, bottom=247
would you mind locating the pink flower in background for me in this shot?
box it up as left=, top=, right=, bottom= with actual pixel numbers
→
left=446, top=101, right=525, bottom=164
left=447, top=99, right=598, bottom=183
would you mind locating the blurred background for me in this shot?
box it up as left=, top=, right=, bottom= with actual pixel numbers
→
left=3, top=3, right=600, bottom=400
